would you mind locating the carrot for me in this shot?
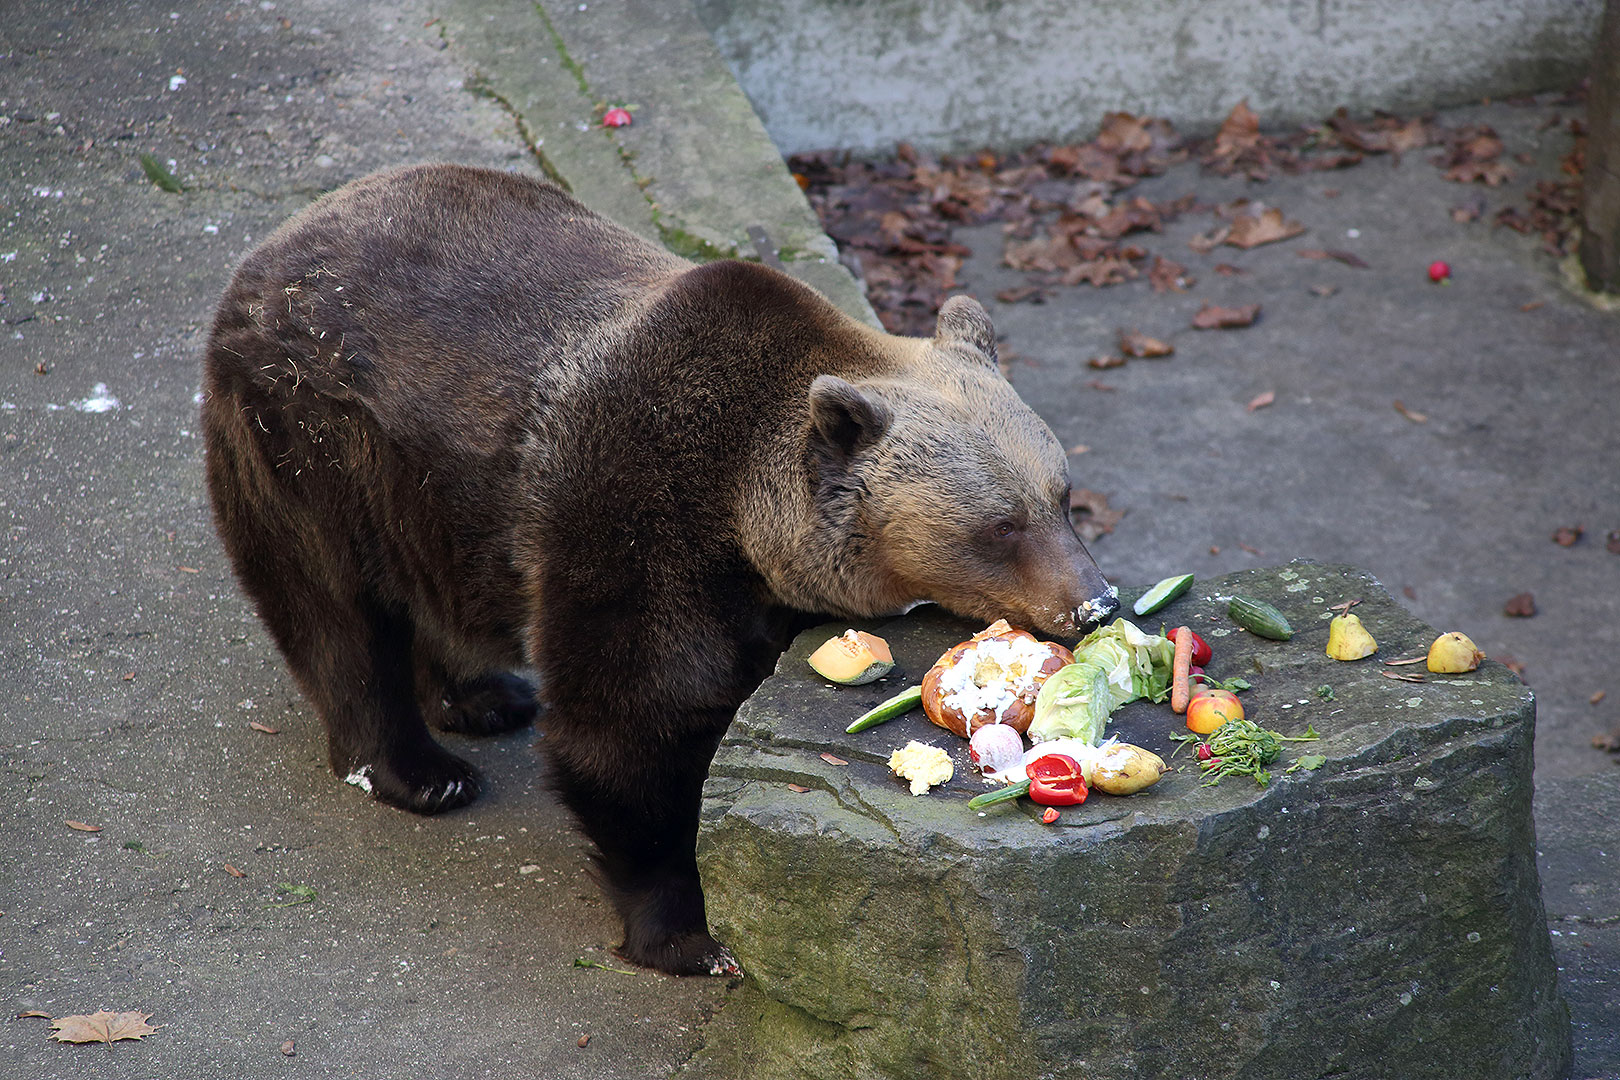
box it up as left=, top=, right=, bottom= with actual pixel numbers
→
left=1170, top=625, right=1194, bottom=714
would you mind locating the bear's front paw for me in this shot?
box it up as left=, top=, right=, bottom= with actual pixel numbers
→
left=431, top=672, right=539, bottom=736
left=617, top=929, right=743, bottom=978
left=344, top=744, right=482, bottom=815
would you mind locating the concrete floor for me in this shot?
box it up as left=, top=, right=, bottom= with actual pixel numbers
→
left=0, top=1, right=1614, bottom=1077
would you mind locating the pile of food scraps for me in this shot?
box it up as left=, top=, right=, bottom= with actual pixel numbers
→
left=812, top=573, right=1497, bottom=820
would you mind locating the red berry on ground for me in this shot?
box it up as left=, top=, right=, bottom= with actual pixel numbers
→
left=1427, top=260, right=1451, bottom=284
left=602, top=107, right=632, bottom=128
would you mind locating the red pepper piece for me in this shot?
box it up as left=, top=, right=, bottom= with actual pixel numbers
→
left=1196, top=743, right=1213, bottom=762
left=1041, top=807, right=1061, bottom=824
left=1026, top=753, right=1088, bottom=806
left=1166, top=627, right=1213, bottom=667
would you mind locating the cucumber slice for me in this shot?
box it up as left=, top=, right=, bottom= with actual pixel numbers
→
left=845, top=685, right=923, bottom=733
left=1132, top=573, right=1195, bottom=616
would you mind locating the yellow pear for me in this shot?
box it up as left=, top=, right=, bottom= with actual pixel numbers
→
left=1426, top=632, right=1484, bottom=673
left=1325, top=612, right=1378, bottom=660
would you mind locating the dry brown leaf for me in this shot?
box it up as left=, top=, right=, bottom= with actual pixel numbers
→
left=1119, top=329, right=1173, bottom=358
left=281, top=1039, right=298, bottom=1056
left=1552, top=526, right=1583, bottom=547
left=819, top=753, right=848, bottom=766
left=1148, top=255, right=1193, bottom=292
left=1392, top=400, right=1427, bottom=423
left=1497, top=655, right=1527, bottom=678
left=1382, top=671, right=1426, bottom=684
left=17, top=1010, right=52, bottom=1019
left=1060, top=257, right=1137, bottom=287
left=1245, top=391, right=1276, bottom=412
left=50, top=1011, right=159, bottom=1044
left=1187, top=226, right=1230, bottom=254
left=1088, top=354, right=1126, bottom=370
left=994, top=284, right=1047, bottom=304
left=248, top=721, right=280, bottom=734
left=65, top=820, right=101, bottom=833
left=224, top=863, right=247, bottom=878
left=785, top=783, right=811, bottom=793
left=1068, top=443, right=1090, bottom=455
left=1591, top=690, right=1608, bottom=706
left=1503, top=592, right=1537, bottom=618
left=1520, top=300, right=1545, bottom=312
left=1238, top=542, right=1264, bottom=556
left=1192, top=302, right=1261, bottom=329
left=1084, top=379, right=1117, bottom=392
left=1297, top=247, right=1369, bottom=268
left=1225, top=207, right=1305, bottom=249
left=120, top=672, right=136, bottom=682
left=1213, top=262, right=1247, bottom=276
left=1069, top=488, right=1125, bottom=541
left=178, top=566, right=199, bottom=574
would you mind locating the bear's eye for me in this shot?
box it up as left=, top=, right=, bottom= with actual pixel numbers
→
left=990, top=520, right=1021, bottom=541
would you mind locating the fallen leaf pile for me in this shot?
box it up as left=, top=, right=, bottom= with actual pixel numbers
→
left=794, top=96, right=1585, bottom=337
left=791, top=113, right=1186, bottom=333
left=1493, top=118, right=1586, bottom=256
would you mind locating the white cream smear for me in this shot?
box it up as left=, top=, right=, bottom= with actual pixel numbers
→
left=939, top=634, right=1052, bottom=721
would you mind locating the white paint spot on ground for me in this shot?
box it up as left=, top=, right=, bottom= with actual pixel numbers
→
left=169, top=75, right=187, bottom=92
left=344, top=766, right=374, bottom=794
left=70, top=383, right=120, bottom=413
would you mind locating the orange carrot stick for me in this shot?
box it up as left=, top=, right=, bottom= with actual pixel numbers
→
left=1171, top=625, right=1194, bottom=714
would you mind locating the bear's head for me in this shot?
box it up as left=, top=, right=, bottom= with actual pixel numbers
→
left=805, top=295, right=1120, bottom=638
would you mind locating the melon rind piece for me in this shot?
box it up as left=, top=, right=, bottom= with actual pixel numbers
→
left=808, top=630, right=895, bottom=685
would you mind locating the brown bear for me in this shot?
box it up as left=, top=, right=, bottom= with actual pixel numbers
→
left=201, top=164, right=1118, bottom=976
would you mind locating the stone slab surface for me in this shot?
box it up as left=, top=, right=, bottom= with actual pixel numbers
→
left=696, top=565, right=1568, bottom=1079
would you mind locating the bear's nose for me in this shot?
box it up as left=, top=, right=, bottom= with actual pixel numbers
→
left=1072, top=587, right=1120, bottom=633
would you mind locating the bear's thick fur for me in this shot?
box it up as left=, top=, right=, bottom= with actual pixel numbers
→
left=202, top=164, right=1118, bottom=975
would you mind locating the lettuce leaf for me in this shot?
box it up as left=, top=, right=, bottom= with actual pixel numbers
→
left=1028, top=619, right=1175, bottom=745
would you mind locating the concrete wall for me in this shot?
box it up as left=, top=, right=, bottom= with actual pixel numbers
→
left=694, top=0, right=1601, bottom=154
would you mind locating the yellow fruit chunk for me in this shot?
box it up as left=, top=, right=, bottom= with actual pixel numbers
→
left=1427, top=631, right=1484, bottom=673
left=888, top=740, right=953, bottom=795
left=808, top=630, right=895, bottom=685
left=1325, top=612, right=1378, bottom=661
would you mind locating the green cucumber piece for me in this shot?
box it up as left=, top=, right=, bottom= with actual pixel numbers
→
left=845, top=684, right=923, bottom=733
left=1228, top=596, right=1294, bottom=640
left=1133, top=572, right=1195, bottom=616
left=966, top=779, right=1032, bottom=809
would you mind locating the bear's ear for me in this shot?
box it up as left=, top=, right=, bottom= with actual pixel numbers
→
left=807, top=375, right=892, bottom=461
left=934, top=294, right=998, bottom=366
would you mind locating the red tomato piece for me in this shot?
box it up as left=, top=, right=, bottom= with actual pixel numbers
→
left=1041, top=807, right=1061, bottom=824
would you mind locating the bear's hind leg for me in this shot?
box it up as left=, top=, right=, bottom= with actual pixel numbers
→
left=545, top=718, right=741, bottom=977
left=205, top=420, right=481, bottom=814
left=317, top=602, right=483, bottom=814
left=416, top=660, right=539, bottom=737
